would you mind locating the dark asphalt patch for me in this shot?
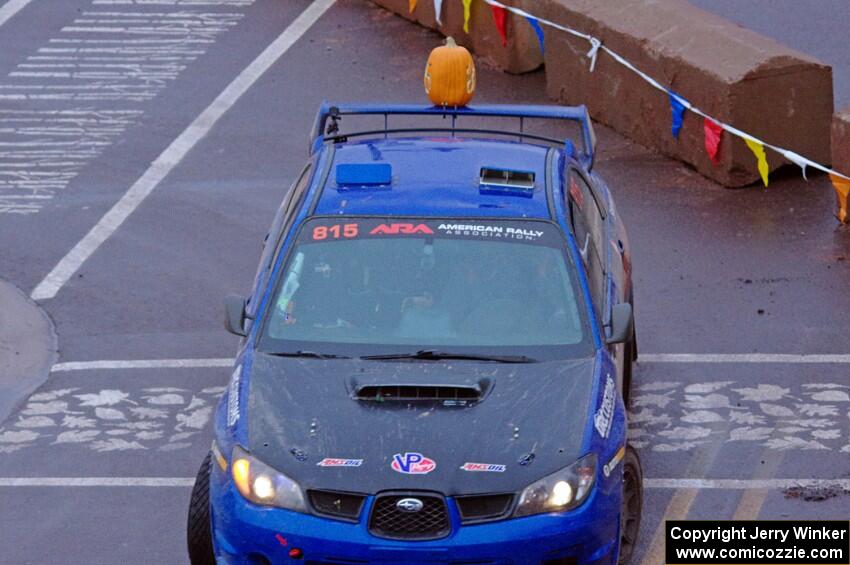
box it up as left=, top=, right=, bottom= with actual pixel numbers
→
left=785, top=483, right=850, bottom=502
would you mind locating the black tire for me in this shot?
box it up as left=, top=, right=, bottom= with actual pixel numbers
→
left=618, top=446, right=643, bottom=565
left=187, top=452, right=215, bottom=565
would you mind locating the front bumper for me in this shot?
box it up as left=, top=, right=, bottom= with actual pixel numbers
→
left=209, top=463, right=621, bottom=565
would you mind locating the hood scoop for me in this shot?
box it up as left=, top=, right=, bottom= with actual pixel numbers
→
left=352, top=380, right=491, bottom=406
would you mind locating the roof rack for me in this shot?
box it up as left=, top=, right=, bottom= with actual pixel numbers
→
left=310, top=102, right=598, bottom=170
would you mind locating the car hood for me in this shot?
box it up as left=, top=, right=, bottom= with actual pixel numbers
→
left=247, top=352, right=596, bottom=495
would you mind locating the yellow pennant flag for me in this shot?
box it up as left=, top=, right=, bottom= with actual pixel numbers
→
left=830, top=173, right=850, bottom=223
left=745, top=138, right=769, bottom=187
left=462, top=0, right=472, bottom=33
left=409, top=0, right=417, bottom=13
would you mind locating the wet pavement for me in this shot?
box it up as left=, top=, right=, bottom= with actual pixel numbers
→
left=689, top=0, right=850, bottom=109
left=0, top=1, right=849, bottom=564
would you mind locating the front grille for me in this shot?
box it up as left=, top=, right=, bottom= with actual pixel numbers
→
left=455, top=493, right=514, bottom=523
left=308, top=490, right=366, bottom=521
left=368, top=492, right=451, bottom=540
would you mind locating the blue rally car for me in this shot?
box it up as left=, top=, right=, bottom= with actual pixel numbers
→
left=187, top=103, right=642, bottom=565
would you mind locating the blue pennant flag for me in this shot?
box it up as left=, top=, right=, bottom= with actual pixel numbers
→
left=668, top=91, right=687, bottom=138
left=525, top=16, right=545, bottom=55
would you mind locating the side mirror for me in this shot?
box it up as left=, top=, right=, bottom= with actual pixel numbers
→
left=224, top=294, right=249, bottom=337
left=606, top=303, right=633, bottom=345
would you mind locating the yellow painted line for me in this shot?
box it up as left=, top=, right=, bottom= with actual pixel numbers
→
left=732, top=489, right=768, bottom=520
left=639, top=488, right=698, bottom=565
left=731, top=451, right=783, bottom=521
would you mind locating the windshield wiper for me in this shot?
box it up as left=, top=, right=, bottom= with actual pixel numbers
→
left=361, top=349, right=536, bottom=363
left=267, top=350, right=351, bottom=360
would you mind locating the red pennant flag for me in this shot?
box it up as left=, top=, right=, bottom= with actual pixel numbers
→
left=490, top=5, right=507, bottom=47
left=703, top=118, right=723, bottom=165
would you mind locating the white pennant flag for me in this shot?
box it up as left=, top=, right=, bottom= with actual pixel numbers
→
left=781, top=149, right=809, bottom=181
left=434, top=0, right=444, bottom=25
left=587, top=37, right=602, bottom=72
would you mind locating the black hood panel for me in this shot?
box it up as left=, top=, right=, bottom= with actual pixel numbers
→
left=248, top=353, right=595, bottom=495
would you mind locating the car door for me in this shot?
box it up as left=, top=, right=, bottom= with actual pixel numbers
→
left=566, top=168, right=626, bottom=388
left=566, top=168, right=606, bottom=314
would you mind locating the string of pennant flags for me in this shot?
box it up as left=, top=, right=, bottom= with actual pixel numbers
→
left=409, top=0, right=850, bottom=220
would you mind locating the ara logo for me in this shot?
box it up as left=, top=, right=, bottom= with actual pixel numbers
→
left=391, top=452, right=436, bottom=475
left=369, top=223, right=434, bottom=235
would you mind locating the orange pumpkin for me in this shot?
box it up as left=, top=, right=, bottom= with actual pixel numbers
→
left=424, top=37, right=476, bottom=107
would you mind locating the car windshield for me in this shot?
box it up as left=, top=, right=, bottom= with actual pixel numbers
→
left=258, top=217, right=592, bottom=359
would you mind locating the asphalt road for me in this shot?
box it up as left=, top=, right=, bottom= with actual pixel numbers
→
left=688, top=0, right=850, bottom=109
left=0, top=1, right=849, bottom=564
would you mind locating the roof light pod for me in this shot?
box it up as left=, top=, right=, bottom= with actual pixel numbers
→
left=335, top=163, right=392, bottom=190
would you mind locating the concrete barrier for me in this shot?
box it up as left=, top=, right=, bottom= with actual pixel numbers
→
left=540, top=0, right=832, bottom=187
left=371, top=0, right=834, bottom=188
left=371, top=0, right=542, bottom=73
left=832, top=105, right=850, bottom=177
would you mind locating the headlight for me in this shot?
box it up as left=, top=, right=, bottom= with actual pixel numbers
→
left=231, top=446, right=306, bottom=512
left=514, top=453, right=597, bottom=517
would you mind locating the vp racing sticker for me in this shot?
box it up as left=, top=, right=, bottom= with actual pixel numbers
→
left=594, top=374, right=616, bottom=438
left=391, top=452, right=436, bottom=475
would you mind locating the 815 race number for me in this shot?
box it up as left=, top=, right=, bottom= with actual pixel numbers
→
left=312, top=223, right=358, bottom=240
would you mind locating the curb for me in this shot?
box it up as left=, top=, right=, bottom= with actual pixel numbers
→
left=0, top=279, right=58, bottom=425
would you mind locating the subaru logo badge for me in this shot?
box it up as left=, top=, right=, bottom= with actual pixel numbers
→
left=396, top=498, right=424, bottom=513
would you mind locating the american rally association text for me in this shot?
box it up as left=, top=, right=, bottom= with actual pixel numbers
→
left=669, top=525, right=848, bottom=545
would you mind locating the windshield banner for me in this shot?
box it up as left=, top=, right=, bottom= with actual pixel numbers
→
left=302, top=218, right=562, bottom=247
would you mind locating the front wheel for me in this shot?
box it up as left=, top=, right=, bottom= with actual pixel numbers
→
left=187, top=452, right=215, bottom=565
left=618, top=446, right=643, bottom=565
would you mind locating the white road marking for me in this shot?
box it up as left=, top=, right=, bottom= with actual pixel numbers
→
left=47, top=352, right=850, bottom=371
left=0, top=477, right=194, bottom=487
left=0, top=109, right=141, bottom=213
left=1, top=8, right=251, bottom=214
left=631, top=379, right=850, bottom=452
left=0, top=0, right=34, bottom=29
left=1, top=384, right=226, bottom=453
left=644, top=478, right=850, bottom=490
left=30, top=0, right=336, bottom=300
left=0, top=477, right=846, bottom=489
left=641, top=353, right=850, bottom=364
left=51, top=358, right=233, bottom=372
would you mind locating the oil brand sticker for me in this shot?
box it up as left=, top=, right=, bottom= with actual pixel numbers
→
left=391, top=452, right=436, bottom=475
left=594, top=374, right=616, bottom=438
left=316, top=458, right=363, bottom=467
left=226, top=365, right=241, bottom=427
left=460, top=462, right=506, bottom=473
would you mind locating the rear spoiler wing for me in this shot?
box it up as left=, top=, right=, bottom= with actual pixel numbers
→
left=310, top=102, right=598, bottom=170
